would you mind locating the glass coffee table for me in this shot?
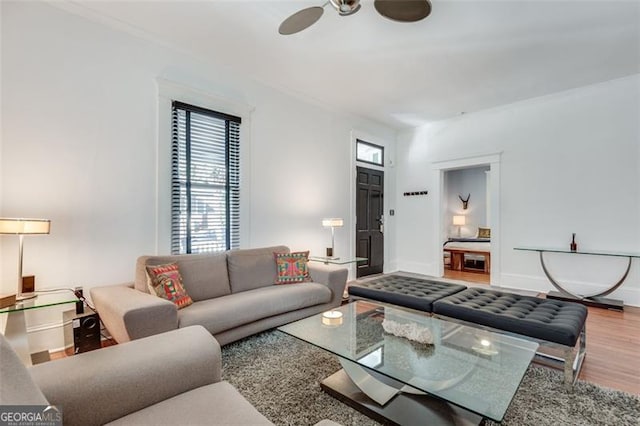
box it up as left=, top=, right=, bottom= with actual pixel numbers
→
left=279, top=301, right=538, bottom=425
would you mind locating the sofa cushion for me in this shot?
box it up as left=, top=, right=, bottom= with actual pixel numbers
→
left=477, top=227, right=491, bottom=238
left=146, top=263, right=193, bottom=309
left=274, top=251, right=312, bottom=284
left=227, top=246, right=289, bottom=293
left=136, top=253, right=231, bottom=302
left=106, top=381, right=273, bottom=425
left=178, top=283, right=331, bottom=335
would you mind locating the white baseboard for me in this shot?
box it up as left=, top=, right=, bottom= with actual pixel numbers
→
left=395, top=261, right=438, bottom=277
left=384, top=260, right=398, bottom=274
left=500, top=273, right=640, bottom=307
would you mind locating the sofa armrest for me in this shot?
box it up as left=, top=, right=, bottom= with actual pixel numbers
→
left=91, top=284, right=178, bottom=343
left=308, top=263, right=348, bottom=306
left=30, top=326, right=220, bottom=426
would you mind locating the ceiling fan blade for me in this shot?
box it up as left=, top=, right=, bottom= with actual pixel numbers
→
left=374, top=0, right=432, bottom=23
left=279, top=6, right=325, bottom=35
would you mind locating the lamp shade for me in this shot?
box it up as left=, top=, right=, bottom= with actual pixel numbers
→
left=452, top=215, right=466, bottom=226
left=0, top=218, right=51, bottom=235
left=322, top=218, right=344, bottom=228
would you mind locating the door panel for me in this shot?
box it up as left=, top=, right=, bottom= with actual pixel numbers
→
left=357, top=188, right=368, bottom=231
left=356, top=166, right=384, bottom=277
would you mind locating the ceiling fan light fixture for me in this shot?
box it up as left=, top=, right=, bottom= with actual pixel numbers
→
left=330, top=0, right=362, bottom=16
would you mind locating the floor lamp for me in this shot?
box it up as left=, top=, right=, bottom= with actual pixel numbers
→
left=0, top=218, right=51, bottom=300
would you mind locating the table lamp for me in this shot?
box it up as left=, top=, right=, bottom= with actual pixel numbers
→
left=0, top=218, right=51, bottom=300
left=322, top=218, right=343, bottom=259
left=452, top=215, right=465, bottom=238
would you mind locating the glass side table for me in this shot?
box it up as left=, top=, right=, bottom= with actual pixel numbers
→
left=309, top=256, right=368, bottom=265
left=309, top=257, right=368, bottom=301
left=1, top=291, right=78, bottom=365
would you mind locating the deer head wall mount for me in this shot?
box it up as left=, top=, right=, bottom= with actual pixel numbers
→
left=459, top=194, right=470, bottom=210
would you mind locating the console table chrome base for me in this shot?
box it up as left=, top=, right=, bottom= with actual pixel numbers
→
left=546, top=291, right=624, bottom=311
left=321, top=359, right=482, bottom=426
left=539, top=251, right=630, bottom=311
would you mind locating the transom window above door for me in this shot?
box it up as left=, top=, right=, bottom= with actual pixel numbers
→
left=356, top=140, right=384, bottom=166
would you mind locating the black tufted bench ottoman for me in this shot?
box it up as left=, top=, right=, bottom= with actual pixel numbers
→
left=348, top=275, right=466, bottom=313
left=433, top=287, right=587, bottom=388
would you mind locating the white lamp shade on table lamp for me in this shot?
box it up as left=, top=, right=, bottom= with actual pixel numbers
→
left=452, top=215, right=466, bottom=238
left=322, top=218, right=344, bottom=228
left=0, top=218, right=51, bottom=300
left=452, top=215, right=466, bottom=226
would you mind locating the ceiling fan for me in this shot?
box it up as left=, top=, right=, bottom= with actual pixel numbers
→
left=279, top=0, right=432, bottom=35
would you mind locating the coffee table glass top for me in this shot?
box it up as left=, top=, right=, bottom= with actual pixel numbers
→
left=279, top=301, right=538, bottom=422
left=0, top=291, right=78, bottom=314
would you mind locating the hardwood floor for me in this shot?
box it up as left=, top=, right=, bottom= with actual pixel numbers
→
left=579, top=304, right=640, bottom=395
left=443, top=269, right=490, bottom=284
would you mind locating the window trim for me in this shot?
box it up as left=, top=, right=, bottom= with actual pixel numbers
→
left=156, top=78, right=253, bottom=254
left=356, top=139, right=385, bottom=166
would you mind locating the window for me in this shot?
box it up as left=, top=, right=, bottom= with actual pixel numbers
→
left=171, top=101, right=241, bottom=254
left=356, top=139, right=384, bottom=166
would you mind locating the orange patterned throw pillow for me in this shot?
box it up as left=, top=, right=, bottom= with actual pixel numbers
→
left=274, top=251, right=312, bottom=284
left=146, top=263, right=193, bottom=309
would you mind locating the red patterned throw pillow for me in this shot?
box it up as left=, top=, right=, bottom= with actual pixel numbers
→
left=146, top=262, right=193, bottom=309
left=274, top=251, right=312, bottom=284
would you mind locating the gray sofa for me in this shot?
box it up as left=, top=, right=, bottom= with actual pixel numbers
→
left=91, top=246, right=348, bottom=345
left=1, top=326, right=274, bottom=425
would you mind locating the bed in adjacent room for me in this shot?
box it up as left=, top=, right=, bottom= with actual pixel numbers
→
left=443, top=236, right=491, bottom=274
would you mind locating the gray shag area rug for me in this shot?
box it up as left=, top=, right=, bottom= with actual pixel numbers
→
left=222, top=330, right=639, bottom=426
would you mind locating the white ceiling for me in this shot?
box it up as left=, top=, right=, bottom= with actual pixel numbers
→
left=59, top=0, right=640, bottom=129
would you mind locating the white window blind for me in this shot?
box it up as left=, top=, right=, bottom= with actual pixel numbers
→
left=171, top=101, right=241, bottom=254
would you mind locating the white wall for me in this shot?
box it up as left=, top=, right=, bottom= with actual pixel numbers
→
left=445, top=166, right=489, bottom=238
left=397, top=75, right=640, bottom=306
left=0, top=1, right=396, bottom=343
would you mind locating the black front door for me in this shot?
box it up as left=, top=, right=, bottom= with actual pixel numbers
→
left=356, top=166, right=384, bottom=277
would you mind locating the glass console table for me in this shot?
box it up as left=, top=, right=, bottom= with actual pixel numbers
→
left=514, top=247, right=640, bottom=310
left=0, top=291, right=78, bottom=365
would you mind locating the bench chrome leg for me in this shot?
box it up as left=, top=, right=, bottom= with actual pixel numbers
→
left=561, top=325, right=586, bottom=389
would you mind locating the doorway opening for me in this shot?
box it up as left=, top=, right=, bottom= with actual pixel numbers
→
left=432, top=153, right=501, bottom=287
left=442, top=166, right=491, bottom=285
